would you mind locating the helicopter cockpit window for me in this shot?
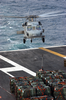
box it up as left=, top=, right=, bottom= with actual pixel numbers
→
left=36, top=25, right=41, bottom=30
left=27, top=26, right=32, bottom=31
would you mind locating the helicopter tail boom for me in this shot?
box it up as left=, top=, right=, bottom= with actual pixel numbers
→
left=17, top=31, right=24, bottom=34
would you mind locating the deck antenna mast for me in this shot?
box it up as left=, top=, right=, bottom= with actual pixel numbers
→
left=42, top=54, right=44, bottom=70
left=39, top=54, right=44, bottom=71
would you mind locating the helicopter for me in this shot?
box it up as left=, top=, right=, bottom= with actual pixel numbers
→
left=17, top=15, right=45, bottom=43
left=0, top=10, right=66, bottom=43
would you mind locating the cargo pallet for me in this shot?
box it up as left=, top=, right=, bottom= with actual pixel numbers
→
left=10, top=70, right=66, bottom=100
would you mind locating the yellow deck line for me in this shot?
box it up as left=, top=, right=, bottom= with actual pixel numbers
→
left=39, top=47, right=66, bottom=58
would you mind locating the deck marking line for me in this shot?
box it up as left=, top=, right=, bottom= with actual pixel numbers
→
left=1, top=70, right=14, bottom=77
left=64, top=57, right=66, bottom=59
left=0, top=55, right=36, bottom=76
left=39, top=47, right=66, bottom=58
left=0, top=86, right=14, bottom=96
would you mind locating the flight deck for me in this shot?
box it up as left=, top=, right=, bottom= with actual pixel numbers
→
left=0, top=45, right=66, bottom=100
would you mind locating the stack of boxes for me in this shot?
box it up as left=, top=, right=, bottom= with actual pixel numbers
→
left=10, top=70, right=66, bottom=100
left=36, top=70, right=66, bottom=100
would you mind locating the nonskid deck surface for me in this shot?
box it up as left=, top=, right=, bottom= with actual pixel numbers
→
left=0, top=45, right=66, bottom=100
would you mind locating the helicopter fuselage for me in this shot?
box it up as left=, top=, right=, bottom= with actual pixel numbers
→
left=22, top=21, right=44, bottom=39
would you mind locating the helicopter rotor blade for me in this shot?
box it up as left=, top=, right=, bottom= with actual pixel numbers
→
left=38, top=11, right=61, bottom=17
left=0, top=10, right=66, bottom=19
left=38, top=11, right=66, bottom=18
left=0, top=15, right=26, bottom=18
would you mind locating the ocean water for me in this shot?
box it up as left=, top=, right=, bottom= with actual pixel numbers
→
left=0, top=0, right=66, bottom=51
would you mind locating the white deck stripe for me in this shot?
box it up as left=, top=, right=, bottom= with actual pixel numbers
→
left=0, top=55, right=36, bottom=77
left=1, top=70, right=14, bottom=77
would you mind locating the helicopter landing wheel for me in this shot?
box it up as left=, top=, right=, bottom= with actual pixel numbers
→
left=31, top=39, right=32, bottom=43
left=23, top=39, right=26, bottom=44
left=42, top=37, right=45, bottom=43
